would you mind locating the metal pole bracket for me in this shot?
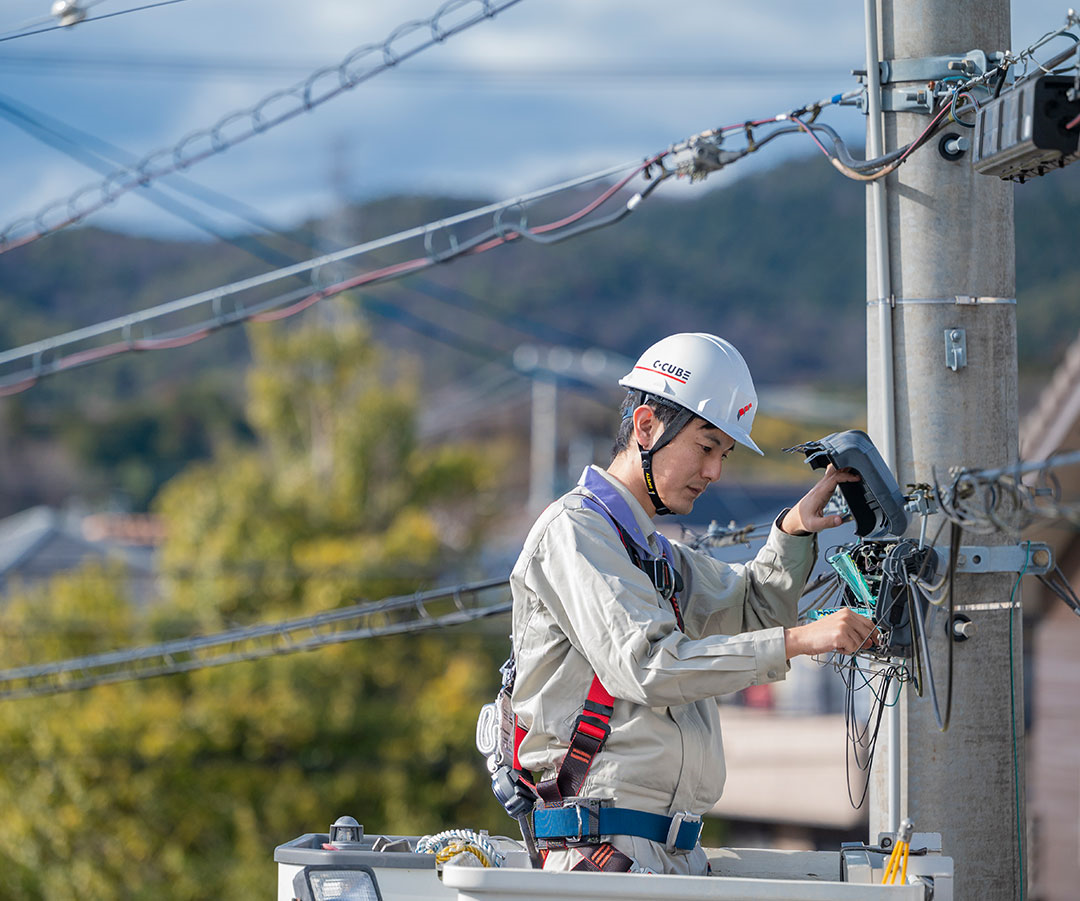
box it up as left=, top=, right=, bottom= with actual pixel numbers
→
left=855, top=49, right=1006, bottom=113
left=945, top=328, right=967, bottom=371
left=930, top=542, right=1053, bottom=575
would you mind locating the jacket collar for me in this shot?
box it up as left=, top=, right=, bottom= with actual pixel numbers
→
left=577, top=465, right=658, bottom=557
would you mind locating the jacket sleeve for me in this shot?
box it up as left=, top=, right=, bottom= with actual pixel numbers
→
left=673, top=515, right=817, bottom=640
left=518, top=503, right=797, bottom=708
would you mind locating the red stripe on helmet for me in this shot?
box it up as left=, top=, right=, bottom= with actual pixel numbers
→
left=633, top=365, right=688, bottom=384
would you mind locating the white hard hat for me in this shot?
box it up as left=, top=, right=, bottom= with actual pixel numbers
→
left=619, top=332, right=763, bottom=456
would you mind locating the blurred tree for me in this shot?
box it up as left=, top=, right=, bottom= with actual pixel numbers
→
left=156, top=312, right=497, bottom=621
left=58, top=378, right=253, bottom=512
left=0, top=314, right=508, bottom=899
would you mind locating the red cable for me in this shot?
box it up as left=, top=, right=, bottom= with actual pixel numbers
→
left=134, top=329, right=214, bottom=350
left=894, top=101, right=954, bottom=165
left=250, top=257, right=430, bottom=323
left=0, top=376, right=37, bottom=397
left=533, top=159, right=655, bottom=233
left=1067, top=111, right=1080, bottom=130
left=56, top=342, right=132, bottom=370
left=791, top=116, right=833, bottom=159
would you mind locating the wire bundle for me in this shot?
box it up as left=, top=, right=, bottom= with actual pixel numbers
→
left=932, top=449, right=1080, bottom=534
left=808, top=529, right=965, bottom=809
left=837, top=653, right=907, bottom=809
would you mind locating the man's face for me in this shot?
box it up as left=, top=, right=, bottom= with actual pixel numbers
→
left=646, top=418, right=736, bottom=515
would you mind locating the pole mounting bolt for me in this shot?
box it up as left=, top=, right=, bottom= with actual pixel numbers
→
left=945, top=328, right=967, bottom=371
left=939, top=132, right=971, bottom=161
left=952, top=614, right=976, bottom=641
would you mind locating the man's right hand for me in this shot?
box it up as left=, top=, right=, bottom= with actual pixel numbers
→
left=784, top=608, right=879, bottom=659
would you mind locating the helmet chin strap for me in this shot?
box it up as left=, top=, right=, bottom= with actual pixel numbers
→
left=637, top=406, right=695, bottom=516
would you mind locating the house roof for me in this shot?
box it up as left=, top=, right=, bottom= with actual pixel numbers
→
left=0, top=506, right=155, bottom=584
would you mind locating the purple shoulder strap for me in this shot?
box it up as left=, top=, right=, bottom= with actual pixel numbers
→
left=575, top=467, right=678, bottom=573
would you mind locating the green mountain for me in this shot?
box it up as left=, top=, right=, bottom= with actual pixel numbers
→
left=0, top=154, right=1076, bottom=513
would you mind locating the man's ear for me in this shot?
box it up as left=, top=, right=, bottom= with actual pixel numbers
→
left=632, top=405, right=662, bottom=451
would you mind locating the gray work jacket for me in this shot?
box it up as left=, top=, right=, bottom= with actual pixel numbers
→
left=511, top=465, right=816, bottom=818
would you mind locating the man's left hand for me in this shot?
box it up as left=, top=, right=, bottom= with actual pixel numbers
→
left=780, top=463, right=860, bottom=535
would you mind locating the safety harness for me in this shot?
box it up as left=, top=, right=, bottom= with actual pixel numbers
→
left=504, top=467, right=702, bottom=872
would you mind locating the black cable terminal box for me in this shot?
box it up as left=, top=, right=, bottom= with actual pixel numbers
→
left=784, top=429, right=909, bottom=539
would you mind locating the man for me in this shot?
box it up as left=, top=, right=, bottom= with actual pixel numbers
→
left=509, top=332, right=875, bottom=875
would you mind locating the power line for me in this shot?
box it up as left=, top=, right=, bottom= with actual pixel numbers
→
left=0, top=531, right=840, bottom=700
left=0, top=86, right=600, bottom=354
left=0, top=92, right=301, bottom=237
left=0, top=0, right=187, bottom=45
left=0, top=92, right=302, bottom=271
left=0, top=54, right=844, bottom=84
left=0, top=156, right=661, bottom=396
left=0, top=73, right=981, bottom=396
left=0, top=578, right=511, bottom=701
left=0, top=0, right=526, bottom=254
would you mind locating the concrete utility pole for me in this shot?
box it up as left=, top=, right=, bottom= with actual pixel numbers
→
left=528, top=374, right=558, bottom=514
left=865, top=1, right=1021, bottom=899
left=515, top=344, right=634, bottom=513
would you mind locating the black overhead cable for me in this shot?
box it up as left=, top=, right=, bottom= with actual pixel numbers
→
left=0, top=93, right=302, bottom=272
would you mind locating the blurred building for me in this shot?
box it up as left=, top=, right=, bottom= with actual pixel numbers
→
left=1019, top=330, right=1080, bottom=901
left=0, top=505, right=160, bottom=605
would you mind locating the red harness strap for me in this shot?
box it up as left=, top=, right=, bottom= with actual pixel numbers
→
left=573, top=842, right=634, bottom=872
left=533, top=676, right=636, bottom=872
left=535, top=674, right=614, bottom=803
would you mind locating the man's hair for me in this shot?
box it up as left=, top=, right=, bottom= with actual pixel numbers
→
left=610, top=390, right=699, bottom=461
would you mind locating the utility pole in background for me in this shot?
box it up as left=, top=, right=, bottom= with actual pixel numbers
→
left=528, top=373, right=558, bottom=514
left=865, top=2, right=1022, bottom=900
left=515, top=345, right=633, bottom=513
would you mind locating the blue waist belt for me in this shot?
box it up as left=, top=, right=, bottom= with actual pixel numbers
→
left=533, top=803, right=702, bottom=852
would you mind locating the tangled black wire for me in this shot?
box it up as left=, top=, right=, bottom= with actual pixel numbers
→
left=838, top=654, right=909, bottom=809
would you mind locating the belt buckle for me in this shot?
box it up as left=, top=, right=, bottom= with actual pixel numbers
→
left=665, top=811, right=701, bottom=854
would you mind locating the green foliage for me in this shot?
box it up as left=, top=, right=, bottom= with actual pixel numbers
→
left=0, top=320, right=506, bottom=898
left=58, top=380, right=252, bottom=511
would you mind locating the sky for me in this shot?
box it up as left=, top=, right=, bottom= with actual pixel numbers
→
left=0, top=0, right=1073, bottom=241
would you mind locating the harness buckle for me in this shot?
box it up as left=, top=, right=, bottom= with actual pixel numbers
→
left=533, top=797, right=610, bottom=848
left=665, top=811, right=702, bottom=854
left=650, top=558, right=676, bottom=601
left=572, top=712, right=611, bottom=747
left=561, top=796, right=608, bottom=845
